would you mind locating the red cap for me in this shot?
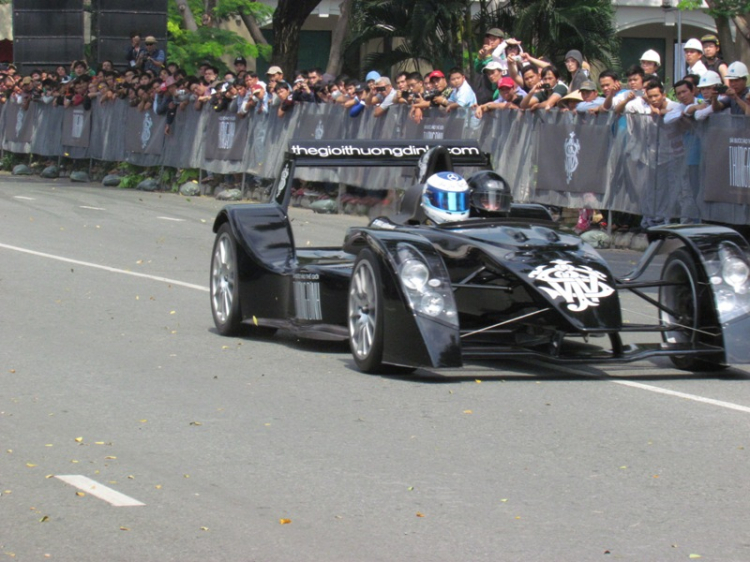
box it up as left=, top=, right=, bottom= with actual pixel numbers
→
left=427, top=70, right=445, bottom=81
left=497, top=77, right=516, bottom=89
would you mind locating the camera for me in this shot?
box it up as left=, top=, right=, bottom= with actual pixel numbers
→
left=375, top=86, right=386, bottom=93
left=540, top=83, right=551, bottom=90
left=512, top=56, right=523, bottom=64
left=716, top=84, right=728, bottom=94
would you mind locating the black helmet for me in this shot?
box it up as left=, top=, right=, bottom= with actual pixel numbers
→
left=468, top=171, right=512, bottom=215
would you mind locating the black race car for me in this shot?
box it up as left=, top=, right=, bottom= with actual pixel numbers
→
left=210, top=140, right=750, bottom=373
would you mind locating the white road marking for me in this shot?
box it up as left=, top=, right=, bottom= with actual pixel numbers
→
left=55, top=475, right=145, bottom=507
left=13, top=196, right=35, bottom=200
left=611, top=379, right=750, bottom=414
left=0, top=242, right=209, bottom=292
left=80, top=205, right=106, bottom=211
left=550, top=363, right=750, bottom=415
left=157, top=216, right=186, bottom=222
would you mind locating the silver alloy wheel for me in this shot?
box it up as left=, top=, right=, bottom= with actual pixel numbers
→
left=211, top=231, right=236, bottom=325
left=349, top=258, right=378, bottom=360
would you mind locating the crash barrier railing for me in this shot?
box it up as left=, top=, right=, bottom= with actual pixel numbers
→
left=1, top=100, right=749, bottom=225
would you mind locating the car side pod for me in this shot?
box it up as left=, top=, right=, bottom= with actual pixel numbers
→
left=647, top=224, right=750, bottom=365
left=351, top=229, right=463, bottom=369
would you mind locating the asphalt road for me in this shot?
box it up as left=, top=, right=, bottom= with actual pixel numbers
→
left=1, top=174, right=749, bottom=562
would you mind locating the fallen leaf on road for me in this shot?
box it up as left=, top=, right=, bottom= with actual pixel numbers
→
left=416, top=512, right=425, bottom=518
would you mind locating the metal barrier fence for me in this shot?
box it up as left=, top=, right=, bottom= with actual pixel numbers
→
left=2, top=99, right=749, bottom=225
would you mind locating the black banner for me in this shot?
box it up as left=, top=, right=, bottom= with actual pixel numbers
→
left=4, top=103, right=34, bottom=143
left=124, top=107, right=166, bottom=155
left=704, top=129, right=750, bottom=204
left=204, top=112, right=250, bottom=161
left=536, top=114, right=611, bottom=195
left=61, top=107, right=91, bottom=148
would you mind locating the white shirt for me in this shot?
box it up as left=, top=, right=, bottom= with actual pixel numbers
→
left=686, top=60, right=708, bottom=77
left=624, top=97, right=679, bottom=115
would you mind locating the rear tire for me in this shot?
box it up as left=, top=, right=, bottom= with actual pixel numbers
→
left=659, top=248, right=725, bottom=371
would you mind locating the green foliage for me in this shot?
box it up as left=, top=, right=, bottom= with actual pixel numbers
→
left=167, top=1, right=272, bottom=74
left=119, top=173, right=146, bottom=189
left=0, top=152, right=22, bottom=171
left=678, top=0, right=750, bottom=18
left=488, top=0, right=620, bottom=70
left=348, top=0, right=471, bottom=73
left=177, top=168, right=200, bottom=184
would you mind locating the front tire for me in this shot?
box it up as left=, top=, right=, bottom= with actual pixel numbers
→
left=211, top=223, right=242, bottom=336
left=348, top=249, right=386, bottom=373
left=659, top=248, right=725, bottom=371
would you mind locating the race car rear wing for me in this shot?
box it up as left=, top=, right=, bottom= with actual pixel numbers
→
left=270, top=139, right=492, bottom=209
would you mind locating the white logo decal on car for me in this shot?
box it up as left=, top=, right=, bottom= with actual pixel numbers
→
left=529, top=259, right=614, bottom=312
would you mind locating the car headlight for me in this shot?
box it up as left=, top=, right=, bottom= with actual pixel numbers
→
left=722, top=257, right=749, bottom=289
left=420, top=293, right=445, bottom=317
left=400, top=259, right=429, bottom=291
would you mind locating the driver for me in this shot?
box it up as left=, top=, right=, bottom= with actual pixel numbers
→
left=422, top=172, right=471, bottom=224
left=467, top=170, right=512, bottom=216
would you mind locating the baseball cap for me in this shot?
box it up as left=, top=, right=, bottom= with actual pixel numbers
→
left=266, top=65, right=283, bottom=75
left=485, top=28, right=504, bottom=38
left=640, top=49, right=661, bottom=65
left=145, top=36, right=157, bottom=44
left=497, top=77, right=515, bottom=89
left=275, top=81, right=290, bottom=91
left=483, top=61, right=503, bottom=72
left=365, top=70, right=381, bottom=82
left=427, top=70, right=445, bottom=81
left=234, top=56, right=246, bottom=65
left=579, top=79, right=598, bottom=91
left=726, top=61, right=748, bottom=79
left=697, top=71, right=722, bottom=88
left=683, top=38, right=703, bottom=53
left=701, top=34, right=720, bottom=46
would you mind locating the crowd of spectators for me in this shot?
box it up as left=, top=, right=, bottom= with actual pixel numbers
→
left=1, top=29, right=747, bottom=126
left=0, top=28, right=748, bottom=225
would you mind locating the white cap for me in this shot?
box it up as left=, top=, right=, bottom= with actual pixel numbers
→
left=640, top=50, right=661, bottom=66
left=726, top=61, right=748, bottom=79
left=697, top=71, right=722, bottom=88
left=683, top=38, right=704, bottom=53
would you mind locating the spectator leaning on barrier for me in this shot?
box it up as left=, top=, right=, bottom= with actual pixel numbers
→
left=446, top=67, right=477, bottom=110
left=701, top=34, right=728, bottom=83
left=520, top=65, right=567, bottom=110
left=275, top=81, right=295, bottom=117
left=474, top=76, right=523, bottom=118
left=683, top=38, right=707, bottom=77
left=369, top=77, right=397, bottom=117
left=609, top=65, right=646, bottom=114
left=624, top=78, right=678, bottom=117
left=394, top=71, right=409, bottom=104
left=575, top=80, right=604, bottom=112
left=665, top=78, right=702, bottom=224
left=712, top=62, right=750, bottom=116
left=557, top=89, right=583, bottom=112
left=639, top=50, right=661, bottom=80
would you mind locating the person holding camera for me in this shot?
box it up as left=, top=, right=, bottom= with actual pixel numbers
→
left=368, top=77, right=397, bottom=117
left=711, top=61, right=749, bottom=116
left=519, top=66, right=567, bottom=110
left=126, top=31, right=147, bottom=69
left=141, top=36, right=166, bottom=75
left=291, top=77, right=316, bottom=103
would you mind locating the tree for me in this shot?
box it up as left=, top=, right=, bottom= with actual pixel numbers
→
left=326, top=0, right=353, bottom=76
left=347, top=0, right=471, bottom=75
left=678, top=0, right=750, bottom=63
left=271, top=0, right=323, bottom=76
left=169, top=0, right=272, bottom=74
left=487, top=0, right=620, bottom=70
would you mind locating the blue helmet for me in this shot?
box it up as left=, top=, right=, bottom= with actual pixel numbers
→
left=422, top=171, right=470, bottom=224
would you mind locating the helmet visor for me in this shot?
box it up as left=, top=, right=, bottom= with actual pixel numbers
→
left=425, top=187, right=468, bottom=213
